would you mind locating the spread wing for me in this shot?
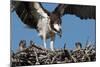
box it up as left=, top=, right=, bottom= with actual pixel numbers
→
left=11, top=1, right=49, bottom=29
left=53, top=4, right=96, bottom=19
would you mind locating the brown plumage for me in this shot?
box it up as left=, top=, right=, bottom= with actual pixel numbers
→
left=11, top=1, right=96, bottom=51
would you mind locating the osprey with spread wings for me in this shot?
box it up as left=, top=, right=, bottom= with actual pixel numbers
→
left=12, top=1, right=96, bottom=51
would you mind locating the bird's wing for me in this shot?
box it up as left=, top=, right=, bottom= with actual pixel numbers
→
left=53, top=4, right=96, bottom=19
left=11, top=1, right=49, bottom=29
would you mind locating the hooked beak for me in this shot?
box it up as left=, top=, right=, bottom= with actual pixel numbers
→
left=57, top=29, right=62, bottom=38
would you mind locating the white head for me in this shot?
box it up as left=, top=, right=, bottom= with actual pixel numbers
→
left=54, top=23, right=61, bottom=33
left=50, top=13, right=62, bottom=37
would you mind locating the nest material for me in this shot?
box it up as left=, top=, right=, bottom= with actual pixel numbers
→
left=11, top=40, right=96, bottom=67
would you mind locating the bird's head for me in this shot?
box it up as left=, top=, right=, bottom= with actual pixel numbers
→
left=49, top=13, right=62, bottom=37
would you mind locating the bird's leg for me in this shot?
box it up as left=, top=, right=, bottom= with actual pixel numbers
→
left=50, top=36, right=55, bottom=51
left=43, top=38, right=46, bottom=49
left=50, top=40, right=54, bottom=51
left=43, top=32, right=47, bottom=49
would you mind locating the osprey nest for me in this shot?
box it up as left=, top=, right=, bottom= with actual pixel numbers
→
left=11, top=40, right=96, bottom=67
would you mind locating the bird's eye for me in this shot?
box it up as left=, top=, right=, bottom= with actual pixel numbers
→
left=58, top=18, right=61, bottom=24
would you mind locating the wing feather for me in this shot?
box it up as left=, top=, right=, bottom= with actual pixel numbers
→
left=65, top=5, right=96, bottom=19
left=12, top=1, right=48, bottom=29
left=53, top=4, right=96, bottom=19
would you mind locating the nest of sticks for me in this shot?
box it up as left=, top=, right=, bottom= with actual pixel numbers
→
left=11, top=40, right=96, bottom=67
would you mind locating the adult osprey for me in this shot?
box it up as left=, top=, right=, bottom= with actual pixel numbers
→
left=12, top=1, right=96, bottom=51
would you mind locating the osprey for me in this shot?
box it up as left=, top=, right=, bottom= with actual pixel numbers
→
left=12, top=1, right=96, bottom=51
